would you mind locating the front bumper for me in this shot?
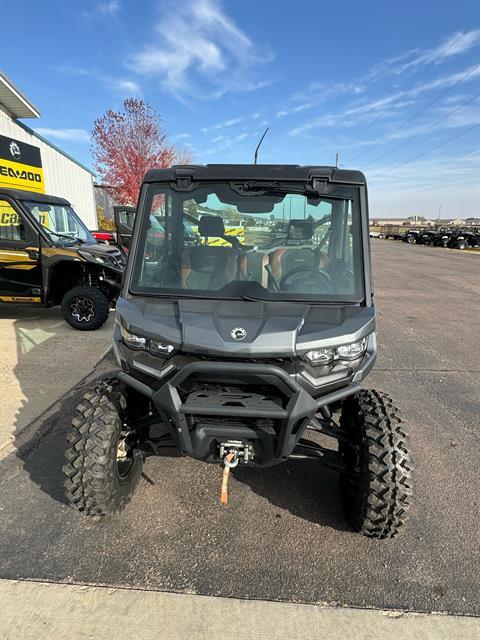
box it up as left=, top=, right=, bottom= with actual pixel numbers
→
left=117, top=361, right=361, bottom=466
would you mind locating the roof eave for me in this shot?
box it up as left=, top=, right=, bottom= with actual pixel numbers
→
left=0, top=70, right=40, bottom=119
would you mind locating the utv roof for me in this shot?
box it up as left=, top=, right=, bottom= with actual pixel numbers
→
left=0, top=187, right=71, bottom=206
left=143, top=164, right=366, bottom=186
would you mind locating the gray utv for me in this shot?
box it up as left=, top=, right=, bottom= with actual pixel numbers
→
left=64, top=164, right=413, bottom=538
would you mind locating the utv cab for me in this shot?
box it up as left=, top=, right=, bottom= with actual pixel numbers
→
left=0, top=187, right=126, bottom=330
left=64, top=164, right=413, bottom=538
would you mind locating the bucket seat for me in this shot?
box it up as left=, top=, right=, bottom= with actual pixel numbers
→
left=268, top=219, right=328, bottom=284
left=181, top=216, right=238, bottom=290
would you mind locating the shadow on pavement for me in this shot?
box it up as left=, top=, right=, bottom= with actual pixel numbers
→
left=4, top=307, right=113, bottom=506
left=6, top=303, right=349, bottom=531
left=234, top=459, right=348, bottom=531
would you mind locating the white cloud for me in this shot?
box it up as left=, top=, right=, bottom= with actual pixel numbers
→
left=110, top=79, right=141, bottom=95
left=55, top=64, right=141, bottom=96
left=289, top=64, right=480, bottom=136
left=35, top=128, right=90, bottom=143
left=173, top=133, right=191, bottom=141
left=128, top=0, right=274, bottom=99
left=97, top=1, right=121, bottom=16
left=277, top=28, right=480, bottom=124
left=55, top=64, right=95, bottom=76
left=82, top=0, right=121, bottom=19
left=214, top=117, right=243, bottom=130
left=365, top=29, right=480, bottom=82
left=205, top=132, right=248, bottom=154
left=397, top=29, right=480, bottom=74
left=276, top=82, right=364, bottom=118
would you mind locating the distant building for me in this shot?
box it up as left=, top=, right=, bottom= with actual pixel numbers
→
left=370, top=216, right=473, bottom=228
left=370, top=217, right=435, bottom=227
left=0, top=70, right=97, bottom=228
left=437, top=218, right=466, bottom=227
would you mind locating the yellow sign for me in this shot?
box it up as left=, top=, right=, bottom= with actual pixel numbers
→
left=191, top=226, right=245, bottom=246
left=0, top=135, right=45, bottom=193
left=0, top=296, right=41, bottom=303
left=0, top=199, right=50, bottom=228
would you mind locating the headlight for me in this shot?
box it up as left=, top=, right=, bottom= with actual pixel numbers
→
left=303, top=336, right=369, bottom=366
left=120, top=324, right=175, bottom=356
left=336, top=337, right=368, bottom=360
left=120, top=324, right=147, bottom=349
left=149, top=339, right=175, bottom=356
left=78, top=249, right=105, bottom=264
left=304, top=348, right=335, bottom=365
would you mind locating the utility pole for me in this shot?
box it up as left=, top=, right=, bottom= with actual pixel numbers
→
left=335, top=152, right=340, bottom=168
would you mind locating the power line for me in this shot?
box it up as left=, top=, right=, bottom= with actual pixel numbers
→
left=391, top=14, right=480, bottom=88
left=362, top=92, right=480, bottom=168
left=369, top=123, right=480, bottom=179
left=348, top=14, right=480, bottom=163
left=351, top=61, right=480, bottom=164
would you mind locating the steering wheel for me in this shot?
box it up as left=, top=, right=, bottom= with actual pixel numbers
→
left=280, top=266, right=334, bottom=294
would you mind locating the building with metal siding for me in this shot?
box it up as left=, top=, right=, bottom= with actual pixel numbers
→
left=0, top=71, right=97, bottom=229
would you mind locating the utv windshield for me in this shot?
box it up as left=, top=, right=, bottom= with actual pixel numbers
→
left=23, top=200, right=95, bottom=246
left=130, top=183, right=364, bottom=303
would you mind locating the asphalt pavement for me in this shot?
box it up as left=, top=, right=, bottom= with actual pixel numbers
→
left=0, top=241, right=479, bottom=615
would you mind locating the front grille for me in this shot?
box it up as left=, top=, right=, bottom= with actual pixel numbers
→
left=180, top=352, right=294, bottom=365
left=106, top=250, right=126, bottom=269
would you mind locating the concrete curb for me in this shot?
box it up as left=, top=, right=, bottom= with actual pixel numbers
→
left=2, top=578, right=479, bottom=640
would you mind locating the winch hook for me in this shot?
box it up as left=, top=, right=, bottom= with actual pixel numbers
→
left=220, top=452, right=237, bottom=505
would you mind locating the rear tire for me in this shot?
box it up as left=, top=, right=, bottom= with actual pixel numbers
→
left=339, top=389, right=413, bottom=539
left=61, top=285, right=110, bottom=331
left=63, top=378, right=143, bottom=516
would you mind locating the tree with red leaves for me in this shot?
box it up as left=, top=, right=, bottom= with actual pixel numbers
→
left=92, top=99, right=178, bottom=205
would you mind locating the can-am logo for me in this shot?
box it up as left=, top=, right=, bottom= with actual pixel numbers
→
left=231, top=327, right=247, bottom=341
left=9, top=141, right=21, bottom=160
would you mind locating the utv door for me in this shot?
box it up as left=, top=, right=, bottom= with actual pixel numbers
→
left=113, top=206, right=135, bottom=251
left=0, top=198, right=42, bottom=303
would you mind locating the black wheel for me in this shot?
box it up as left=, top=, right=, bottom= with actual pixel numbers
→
left=61, top=285, right=110, bottom=331
left=63, top=378, right=143, bottom=516
left=457, top=241, right=466, bottom=250
left=339, top=389, right=413, bottom=539
left=406, top=235, right=415, bottom=244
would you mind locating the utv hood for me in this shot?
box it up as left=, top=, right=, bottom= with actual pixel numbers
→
left=77, top=242, right=125, bottom=270
left=116, top=297, right=375, bottom=358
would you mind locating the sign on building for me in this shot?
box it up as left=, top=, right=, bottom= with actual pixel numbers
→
left=0, top=134, right=45, bottom=193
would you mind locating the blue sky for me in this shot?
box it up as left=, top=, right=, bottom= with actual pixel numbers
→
left=3, top=0, right=479, bottom=217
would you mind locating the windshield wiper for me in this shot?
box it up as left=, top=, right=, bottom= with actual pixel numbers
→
left=47, top=230, right=84, bottom=244
left=140, top=291, right=239, bottom=301
left=242, top=295, right=350, bottom=305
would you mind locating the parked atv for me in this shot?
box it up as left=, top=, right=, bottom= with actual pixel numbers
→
left=64, top=164, right=413, bottom=538
left=403, top=230, right=419, bottom=244
left=432, top=231, right=451, bottom=247
left=0, top=187, right=125, bottom=330
left=416, top=230, right=437, bottom=245
left=448, top=231, right=480, bottom=250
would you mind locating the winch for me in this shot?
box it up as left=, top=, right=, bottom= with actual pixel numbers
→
left=218, top=440, right=254, bottom=465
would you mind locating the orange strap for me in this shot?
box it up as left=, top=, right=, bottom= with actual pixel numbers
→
left=220, top=453, right=235, bottom=505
